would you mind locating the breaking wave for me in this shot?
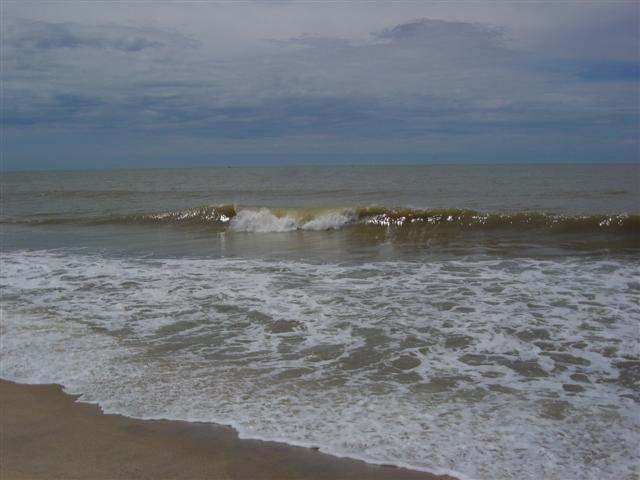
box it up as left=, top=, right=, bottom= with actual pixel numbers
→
left=3, top=205, right=639, bottom=235
left=230, top=209, right=354, bottom=232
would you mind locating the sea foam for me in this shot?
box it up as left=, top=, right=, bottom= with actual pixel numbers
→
left=230, top=208, right=353, bottom=232
left=1, top=251, right=638, bottom=480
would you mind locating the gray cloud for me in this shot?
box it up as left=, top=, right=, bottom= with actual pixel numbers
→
left=3, top=19, right=197, bottom=52
left=1, top=4, right=637, bottom=168
left=376, top=18, right=506, bottom=48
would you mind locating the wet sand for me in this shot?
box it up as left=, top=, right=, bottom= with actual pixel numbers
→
left=0, top=379, right=453, bottom=480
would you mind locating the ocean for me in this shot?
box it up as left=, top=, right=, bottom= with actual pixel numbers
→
left=1, top=164, right=638, bottom=479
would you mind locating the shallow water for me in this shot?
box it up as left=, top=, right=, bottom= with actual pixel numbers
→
left=1, top=165, right=639, bottom=479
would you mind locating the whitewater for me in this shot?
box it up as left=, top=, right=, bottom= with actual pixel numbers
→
left=1, top=251, right=638, bottom=480
left=1, top=165, right=638, bottom=479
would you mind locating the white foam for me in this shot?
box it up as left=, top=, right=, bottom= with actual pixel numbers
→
left=229, top=208, right=353, bottom=232
left=301, top=212, right=353, bottom=230
left=1, top=251, right=638, bottom=480
left=230, top=209, right=298, bottom=232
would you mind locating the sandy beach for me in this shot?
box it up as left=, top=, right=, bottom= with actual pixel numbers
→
left=0, top=379, right=452, bottom=480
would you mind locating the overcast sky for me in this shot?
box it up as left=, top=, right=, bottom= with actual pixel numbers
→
left=1, top=1, right=638, bottom=169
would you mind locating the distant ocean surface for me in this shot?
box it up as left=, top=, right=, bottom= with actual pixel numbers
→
left=1, top=165, right=638, bottom=480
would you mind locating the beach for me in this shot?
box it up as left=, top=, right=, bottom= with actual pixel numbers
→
left=1, top=165, right=638, bottom=479
left=0, top=379, right=449, bottom=480
left=2, top=0, right=639, bottom=477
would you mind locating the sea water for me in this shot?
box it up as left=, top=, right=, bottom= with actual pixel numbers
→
left=1, top=165, right=638, bottom=479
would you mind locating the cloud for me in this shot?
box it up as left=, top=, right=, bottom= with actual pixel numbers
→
left=3, top=18, right=197, bottom=52
left=2, top=92, right=104, bottom=126
left=0, top=6, right=637, bottom=167
left=569, top=61, right=639, bottom=83
left=376, top=18, right=506, bottom=48
left=523, top=5, right=639, bottom=62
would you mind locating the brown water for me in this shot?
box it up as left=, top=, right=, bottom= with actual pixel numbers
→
left=1, top=164, right=638, bottom=479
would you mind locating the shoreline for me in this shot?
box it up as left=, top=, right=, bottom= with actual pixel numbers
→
left=0, top=379, right=455, bottom=480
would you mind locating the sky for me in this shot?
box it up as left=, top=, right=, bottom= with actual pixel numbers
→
left=1, top=1, right=638, bottom=170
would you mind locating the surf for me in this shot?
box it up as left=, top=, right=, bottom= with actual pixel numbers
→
left=3, top=204, right=638, bottom=236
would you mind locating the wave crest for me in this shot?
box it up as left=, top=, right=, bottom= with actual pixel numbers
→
left=3, top=204, right=638, bottom=236
left=230, top=209, right=354, bottom=232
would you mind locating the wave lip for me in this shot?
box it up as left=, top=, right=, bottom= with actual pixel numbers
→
left=230, top=208, right=355, bottom=232
left=3, top=204, right=639, bottom=235
left=230, top=209, right=298, bottom=232
left=105, top=205, right=236, bottom=225
left=356, top=207, right=639, bottom=233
